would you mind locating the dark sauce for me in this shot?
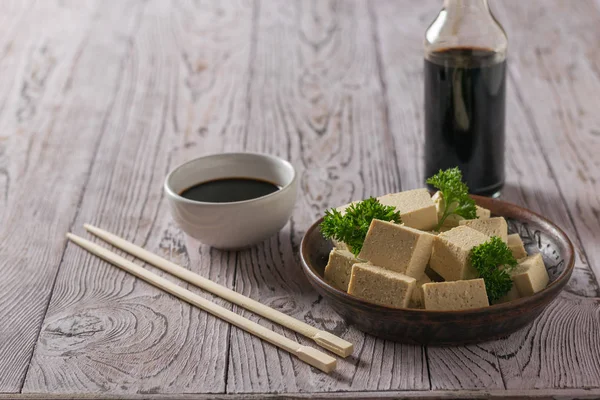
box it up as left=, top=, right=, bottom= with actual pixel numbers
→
left=424, top=47, right=506, bottom=196
left=180, top=177, right=280, bottom=203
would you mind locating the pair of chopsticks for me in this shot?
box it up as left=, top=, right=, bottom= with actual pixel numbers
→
left=66, top=225, right=353, bottom=373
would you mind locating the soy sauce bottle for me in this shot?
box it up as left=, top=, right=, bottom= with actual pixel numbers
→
left=424, top=0, right=508, bottom=196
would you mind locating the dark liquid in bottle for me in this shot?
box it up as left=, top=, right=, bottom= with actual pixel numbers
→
left=180, top=177, right=280, bottom=203
left=424, top=47, right=506, bottom=196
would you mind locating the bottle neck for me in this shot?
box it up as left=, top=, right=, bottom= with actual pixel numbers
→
left=443, top=0, right=490, bottom=13
left=426, top=0, right=507, bottom=58
left=442, top=0, right=492, bottom=27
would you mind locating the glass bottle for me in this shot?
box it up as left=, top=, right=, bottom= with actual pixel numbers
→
left=424, top=0, right=508, bottom=197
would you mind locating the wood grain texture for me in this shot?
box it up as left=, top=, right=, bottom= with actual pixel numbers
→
left=0, top=0, right=131, bottom=392
left=371, top=0, right=505, bottom=390
left=0, top=0, right=37, bottom=218
left=22, top=0, right=254, bottom=395
left=372, top=0, right=600, bottom=391
left=226, top=0, right=428, bottom=393
left=488, top=0, right=600, bottom=389
left=494, top=292, right=600, bottom=390
left=4, top=388, right=600, bottom=400
left=372, top=0, right=599, bottom=297
left=491, top=79, right=600, bottom=389
left=493, top=0, right=600, bottom=286
left=0, top=0, right=596, bottom=397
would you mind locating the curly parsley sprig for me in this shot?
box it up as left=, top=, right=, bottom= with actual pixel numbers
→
left=470, top=236, right=518, bottom=302
left=427, top=167, right=477, bottom=230
left=320, top=197, right=401, bottom=256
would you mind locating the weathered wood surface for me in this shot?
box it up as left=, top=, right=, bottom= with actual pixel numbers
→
left=0, top=0, right=142, bottom=392
left=5, top=388, right=600, bottom=400
left=0, top=0, right=598, bottom=398
left=22, top=0, right=254, bottom=394
left=226, top=0, right=428, bottom=393
left=373, top=0, right=600, bottom=391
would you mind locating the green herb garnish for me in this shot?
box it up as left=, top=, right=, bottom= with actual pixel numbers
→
left=427, top=167, right=477, bottom=230
left=320, top=197, right=401, bottom=256
left=470, top=236, right=518, bottom=302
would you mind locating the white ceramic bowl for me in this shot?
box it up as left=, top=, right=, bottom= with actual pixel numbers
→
left=164, top=153, right=297, bottom=249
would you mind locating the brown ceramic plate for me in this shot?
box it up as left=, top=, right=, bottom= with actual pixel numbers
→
left=300, top=195, right=574, bottom=345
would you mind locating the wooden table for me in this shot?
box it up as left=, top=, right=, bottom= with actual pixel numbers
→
left=1, top=1, right=599, bottom=398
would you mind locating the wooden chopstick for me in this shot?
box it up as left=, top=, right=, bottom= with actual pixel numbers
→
left=66, top=233, right=336, bottom=373
left=83, top=224, right=353, bottom=358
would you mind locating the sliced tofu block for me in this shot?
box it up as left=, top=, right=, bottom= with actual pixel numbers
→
left=423, top=279, right=489, bottom=310
left=332, top=240, right=348, bottom=251
left=324, top=248, right=361, bottom=291
left=507, top=233, right=528, bottom=260
left=432, top=191, right=491, bottom=228
left=429, top=226, right=489, bottom=281
left=510, top=253, right=550, bottom=296
left=459, top=217, right=508, bottom=243
left=438, top=224, right=455, bottom=233
left=377, top=189, right=437, bottom=231
left=495, top=284, right=521, bottom=304
left=432, top=191, right=460, bottom=228
left=409, top=274, right=432, bottom=308
left=476, top=206, right=491, bottom=219
left=358, top=219, right=435, bottom=278
left=347, top=263, right=416, bottom=308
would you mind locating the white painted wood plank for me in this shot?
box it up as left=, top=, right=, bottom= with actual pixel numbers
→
left=0, top=0, right=128, bottom=392
left=22, top=0, right=254, bottom=394
left=226, top=0, right=429, bottom=393
left=493, top=0, right=600, bottom=287
left=4, top=0, right=598, bottom=395
left=373, top=0, right=600, bottom=391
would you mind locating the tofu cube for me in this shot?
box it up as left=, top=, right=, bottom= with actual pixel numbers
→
left=358, top=219, right=435, bottom=278
left=377, top=189, right=437, bottom=231
left=423, top=279, right=490, bottom=310
left=409, top=274, right=432, bottom=309
left=476, top=206, right=491, bottom=219
left=507, top=233, right=528, bottom=260
left=432, top=191, right=460, bottom=228
left=332, top=240, right=348, bottom=251
left=438, top=224, right=455, bottom=233
left=347, top=263, right=416, bottom=308
left=429, top=226, right=489, bottom=281
left=510, top=253, right=550, bottom=296
left=432, top=191, right=490, bottom=228
left=495, top=284, right=521, bottom=304
left=459, top=217, right=508, bottom=243
left=324, top=248, right=362, bottom=291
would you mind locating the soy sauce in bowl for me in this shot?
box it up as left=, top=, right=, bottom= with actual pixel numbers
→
left=164, top=152, right=297, bottom=249
left=180, top=177, right=280, bottom=203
